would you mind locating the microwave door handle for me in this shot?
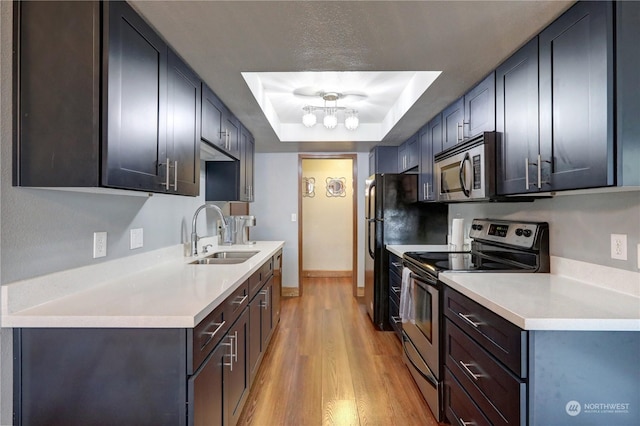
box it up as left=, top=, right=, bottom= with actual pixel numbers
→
left=458, top=152, right=471, bottom=197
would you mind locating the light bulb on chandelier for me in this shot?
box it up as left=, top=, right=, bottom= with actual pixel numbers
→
left=301, top=93, right=359, bottom=130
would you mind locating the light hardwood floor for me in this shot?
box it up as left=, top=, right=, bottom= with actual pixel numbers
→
left=237, top=277, right=441, bottom=426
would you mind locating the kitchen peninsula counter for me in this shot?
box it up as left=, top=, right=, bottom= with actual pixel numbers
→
left=1, top=241, right=284, bottom=328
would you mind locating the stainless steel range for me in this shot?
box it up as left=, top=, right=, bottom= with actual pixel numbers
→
left=400, top=218, right=549, bottom=421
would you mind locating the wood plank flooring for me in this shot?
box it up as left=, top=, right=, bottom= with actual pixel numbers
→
left=237, top=277, right=441, bottom=426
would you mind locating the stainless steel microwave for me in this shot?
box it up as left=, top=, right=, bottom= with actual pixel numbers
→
left=434, top=132, right=497, bottom=202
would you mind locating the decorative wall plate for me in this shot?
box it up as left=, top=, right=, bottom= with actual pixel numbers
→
left=326, top=177, right=347, bottom=197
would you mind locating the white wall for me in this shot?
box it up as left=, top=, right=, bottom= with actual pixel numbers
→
left=449, top=190, right=640, bottom=273
left=251, top=152, right=370, bottom=288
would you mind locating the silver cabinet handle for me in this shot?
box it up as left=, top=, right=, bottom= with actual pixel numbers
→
left=233, top=330, right=238, bottom=363
left=459, top=417, right=476, bottom=426
left=391, top=286, right=401, bottom=294
left=459, top=361, right=484, bottom=381
left=223, top=336, right=234, bottom=369
left=391, top=262, right=402, bottom=268
left=457, top=122, right=463, bottom=143
left=232, top=294, right=248, bottom=305
left=458, top=312, right=481, bottom=328
left=426, top=182, right=430, bottom=199
left=423, top=183, right=427, bottom=199
left=260, top=288, right=269, bottom=309
left=525, top=157, right=530, bottom=190
left=201, top=320, right=226, bottom=349
left=160, top=159, right=171, bottom=190
left=172, top=160, right=178, bottom=191
left=537, top=154, right=542, bottom=189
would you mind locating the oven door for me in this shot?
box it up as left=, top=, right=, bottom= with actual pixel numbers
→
left=403, top=272, right=440, bottom=379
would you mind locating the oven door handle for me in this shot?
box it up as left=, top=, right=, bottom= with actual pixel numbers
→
left=409, top=272, right=438, bottom=289
left=458, top=152, right=471, bottom=198
left=402, top=334, right=438, bottom=388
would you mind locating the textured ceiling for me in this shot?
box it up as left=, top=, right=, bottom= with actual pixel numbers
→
left=130, top=0, right=574, bottom=153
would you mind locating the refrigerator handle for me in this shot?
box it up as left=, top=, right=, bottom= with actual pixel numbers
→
left=367, top=181, right=376, bottom=258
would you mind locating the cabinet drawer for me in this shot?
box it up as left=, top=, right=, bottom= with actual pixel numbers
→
left=225, top=281, right=249, bottom=326
left=388, top=253, right=403, bottom=277
left=444, top=367, right=491, bottom=426
left=388, top=296, right=402, bottom=338
left=249, top=259, right=274, bottom=299
left=445, top=319, right=525, bottom=426
left=443, top=286, right=526, bottom=376
left=190, top=302, right=228, bottom=374
left=388, top=270, right=401, bottom=306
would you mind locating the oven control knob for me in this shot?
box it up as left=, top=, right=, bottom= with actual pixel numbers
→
left=523, top=229, right=532, bottom=238
left=472, top=224, right=483, bottom=231
left=515, top=228, right=523, bottom=236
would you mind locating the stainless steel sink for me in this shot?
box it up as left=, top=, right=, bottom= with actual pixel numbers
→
left=189, top=251, right=259, bottom=265
left=209, top=251, right=259, bottom=259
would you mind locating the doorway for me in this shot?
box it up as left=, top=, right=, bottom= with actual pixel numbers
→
left=298, top=154, right=358, bottom=297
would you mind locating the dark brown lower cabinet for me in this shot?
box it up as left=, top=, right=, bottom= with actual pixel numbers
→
left=443, top=286, right=640, bottom=426
left=14, top=255, right=282, bottom=426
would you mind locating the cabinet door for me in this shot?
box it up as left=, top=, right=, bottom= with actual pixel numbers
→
left=272, top=251, right=283, bottom=325
left=201, top=84, right=226, bottom=152
left=539, top=1, right=614, bottom=191
left=496, top=38, right=539, bottom=195
left=239, top=126, right=255, bottom=202
left=248, top=295, right=262, bottom=383
left=464, top=72, right=495, bottom=138
left=224, top=111, right=241, bottom=159
left=397, top=142, right=408, bottom=172
left=227, top=309, right=249, bottom=426
left=442, top=98, right=464, bottom=152
left=370, top=146, right=398, bottom=174
left=406, top=134, right=419, bottom=170
left=260, top=275, right=274, bottom=345
left=167, top=50, right=200, bottom=196
left=104, top=0, right=168, bottom=192
left=189, top=341, right=226, bottom=426
left=419, top=116, right=441, bottom=201
left=17, top=1, right=101, bottom=187
left=616, top=1, right=640, bottom=186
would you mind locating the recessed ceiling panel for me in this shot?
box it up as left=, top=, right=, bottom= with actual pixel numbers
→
left=242, top=71, right=441, bottom=142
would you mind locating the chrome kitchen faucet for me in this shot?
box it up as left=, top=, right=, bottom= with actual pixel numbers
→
left=191, top=203, right=228, bottom=256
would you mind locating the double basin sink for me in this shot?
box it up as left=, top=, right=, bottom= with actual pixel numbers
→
left=189, top=250, right=259, bottom=265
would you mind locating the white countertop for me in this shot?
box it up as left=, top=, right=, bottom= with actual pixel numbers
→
left=439, top=272, right=640, bottom=331
left=1, top=241, right=284, bottom=328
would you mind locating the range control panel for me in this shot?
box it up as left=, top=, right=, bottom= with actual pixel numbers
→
left=468, top=219, right=548, bottom=249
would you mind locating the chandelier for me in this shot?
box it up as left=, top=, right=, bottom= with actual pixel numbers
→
left=301, top=92, right=359, bottom=131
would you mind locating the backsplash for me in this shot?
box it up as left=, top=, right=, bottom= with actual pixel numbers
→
left=449, top=190, right=640, bottom=272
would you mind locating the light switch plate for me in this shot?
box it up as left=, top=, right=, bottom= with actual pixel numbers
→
left=130, top=228, right=143, bottom=250
left=93, top=232, right=107, bottom=258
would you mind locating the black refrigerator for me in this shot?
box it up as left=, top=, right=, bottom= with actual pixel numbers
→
left=364, top=173, right=448, bottom=330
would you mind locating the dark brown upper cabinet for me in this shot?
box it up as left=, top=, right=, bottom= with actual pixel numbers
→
left=201, top=84, right=240, bottom=160
left=495, top=38, right=540, bottom=195
left=14, top=1, right=200, bottom=196
left=538, top=1, right=614, bottom=192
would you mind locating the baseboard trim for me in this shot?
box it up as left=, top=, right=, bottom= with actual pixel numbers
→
left=302, top=270, right=353, bottom=278
left=282, top=287, right=299, bottom=297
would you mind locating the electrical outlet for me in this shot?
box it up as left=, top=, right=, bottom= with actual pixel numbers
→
left=130, top=228, right=144, bottom=250
left=93, top=232, right=107, bottom=258
left=291, top=213, right=297, bottom=222
left=610, top=234, right=627, bottom=261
